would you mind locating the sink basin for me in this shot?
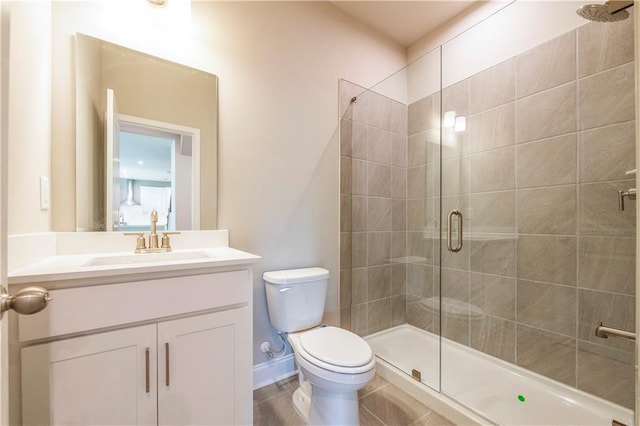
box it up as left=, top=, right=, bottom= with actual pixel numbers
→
left=83, top=251, right=211, bottom=267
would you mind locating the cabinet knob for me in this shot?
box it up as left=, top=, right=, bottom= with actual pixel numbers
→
left=1, top=286, right=52, bottom=315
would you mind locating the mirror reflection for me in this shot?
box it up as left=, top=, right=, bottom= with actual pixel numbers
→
left=75, top=34, right=218, bottom=231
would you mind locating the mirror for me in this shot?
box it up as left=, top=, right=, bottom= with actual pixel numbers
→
left=75, top=34, right=218, bottom=231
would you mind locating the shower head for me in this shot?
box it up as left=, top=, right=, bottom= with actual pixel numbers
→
left=576, top=0, right=633, bottom=22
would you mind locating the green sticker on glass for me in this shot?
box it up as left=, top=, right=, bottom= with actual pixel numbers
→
left=517, top=394, right=525, bottom=402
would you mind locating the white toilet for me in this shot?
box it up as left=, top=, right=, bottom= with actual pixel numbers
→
left=264, top=267, right=375, bottom=426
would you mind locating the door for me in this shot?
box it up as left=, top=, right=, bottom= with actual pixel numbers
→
left=157, top=308, right=251, bottom=426
left=0, top=1, right=8, bottom=422
left=105, top=88, right=121, bottom=231
left=21, top=324, right=157, bottom=426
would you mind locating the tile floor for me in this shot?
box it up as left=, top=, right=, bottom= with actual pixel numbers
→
left=253, top=374, right=455, bottom=426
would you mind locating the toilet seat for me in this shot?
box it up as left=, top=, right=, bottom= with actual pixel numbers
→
left=292, top=326, right=374, bottom=374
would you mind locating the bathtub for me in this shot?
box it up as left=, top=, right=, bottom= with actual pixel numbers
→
left=366, top=325, right=634, bottom=426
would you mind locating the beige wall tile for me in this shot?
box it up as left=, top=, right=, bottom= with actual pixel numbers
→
left=367, top=299, right=391, bottom=333
left=340, top=269, right=352, bottom=308
left=391, top=100, right=408, bottom=135
left=516, top=82, right=576, bottom=143
left=340, top=194, right=351, bottom=232
left=391, top=231, right=406, bottom=259
left=469, top=58, right=516, bottom=114
left=340, top=118, right=352, bottom=157
left=407, top=165, right=427, bottom=198
left=516, top=134, right=577, bottom=188
left=517, top=235, right=577, bottom=285
left=470, top=272, right=515, bottom=321
left=352, top=196, right=367, bottom=232
left=352, top=121, right=368, bottom=160
left=352, top=159, right=367, bottom=195
left=578, top=14, right=634, bottom=78
left=468, top=103, right=515, bottom=154
left=352, top=267, right=367, bottom=305
left=516, top=325, right=576, bottom=386
left=470, top=191, right=516, bottom=234
left=470, top=316, right=516, bottom=363
left=391, top=295, right=407, bottom=327
left=351, top=303, right=368, bottom=336
left=392, top=132, right=408, bottom=167
left=341, top=231, right=352, bottom=270
left=408, top=132, right=429, bottom=167
left=517, top=279, right=577, bottom=336
left=409, top=95, right=434, bottom=135
left=407, top=199, right=426, bottom=231
left=578, top=62, right=635, bottom=131
left=579, top=121, right=635, bottom=183
left=443, top=78, right=469, bottom=116
left=367, top=197, right=392, bottom=231
left=368, top=163, right=391, bottom=197
left=391, top=200, right=406, bottom=231
left=368, top=92, right=392, bottom=131
left=367, top=127, right=392, bottom=164
left=391, top=166, right=407, bottom=200
left=368, top=232, right=391, bottom=266
left=469, top=146, right=515, bottom=193
left=341, top=156, right=352, bottom=194
left=391, top=264, right=407, bottom=296
left=577, top=341, right=635, bottom=409
left=578, top=179, right=636, bottom=236
left=578, top=289, right=635, bottom=353
left=352, top=232, right=367, bottom=268
left=407, top=231, right=432, bottom=261
left=578, top=236, right=635, bottom=295
left=517, top=186, right=577, bottom=235
left=470, top=237, right=516, bottom=277
left=517, top=31, right=576, bottom=99
left=368, top=265, right=391, bottom=301
left=442, top=156, right=470, bottom=195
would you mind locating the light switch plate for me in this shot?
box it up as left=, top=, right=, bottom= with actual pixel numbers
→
left=40, top=176, right=50, bottom=210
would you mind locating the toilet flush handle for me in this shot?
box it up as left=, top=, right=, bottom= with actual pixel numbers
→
left=279, top=287, right=292, bottom=293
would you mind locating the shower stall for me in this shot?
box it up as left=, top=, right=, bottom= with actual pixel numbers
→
left=339, top=1, right=636, bottom=424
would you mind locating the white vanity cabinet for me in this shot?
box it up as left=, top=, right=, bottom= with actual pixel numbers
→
left=17, top=268, right=253, bottom=426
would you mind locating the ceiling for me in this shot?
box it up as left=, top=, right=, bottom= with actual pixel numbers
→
left=330, top=1, right=481, bottom=47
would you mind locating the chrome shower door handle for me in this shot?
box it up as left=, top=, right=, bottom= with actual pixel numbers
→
left=447, top=210, right=463, bottom=253
left=618, top=188, right=637, bottom=211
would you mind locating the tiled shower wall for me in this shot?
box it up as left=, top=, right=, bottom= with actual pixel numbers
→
left=339, top=82, right=409, bottom=336
left=340, top=17, right=635, bottom=409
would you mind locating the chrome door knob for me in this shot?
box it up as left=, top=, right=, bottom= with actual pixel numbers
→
left=0, top=286, right=52, bottom=315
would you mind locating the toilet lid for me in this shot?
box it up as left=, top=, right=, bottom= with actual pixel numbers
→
left=299, top=326, right=373, bottom=367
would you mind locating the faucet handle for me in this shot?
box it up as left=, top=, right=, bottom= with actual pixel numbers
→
left=161, top=231, right=181, bottom=250
left=124, top=232, right=147, bottom=253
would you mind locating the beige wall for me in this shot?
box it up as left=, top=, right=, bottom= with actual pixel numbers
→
left=9, top=1, right=407, bottom=368
left=7, top=1, right=51, bottom=235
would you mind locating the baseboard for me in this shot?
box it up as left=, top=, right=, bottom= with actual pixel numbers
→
left=253, top=353, right=297, bottom=390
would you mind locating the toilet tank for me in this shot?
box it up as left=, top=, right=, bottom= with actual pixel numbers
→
left=263, top=267, right=329, bottom=333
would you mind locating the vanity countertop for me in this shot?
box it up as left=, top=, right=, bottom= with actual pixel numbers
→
left=9, top=247, right=260, bottom=286
left=8, top=231, right=260, bottom=287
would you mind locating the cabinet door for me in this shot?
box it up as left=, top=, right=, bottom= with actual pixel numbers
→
left=158, top=307, right=251, bottom=426
left=21, top=324, right=157, bottom=426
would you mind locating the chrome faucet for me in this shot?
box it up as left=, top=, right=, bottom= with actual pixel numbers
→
left=125, top=209, right=180, bottom=253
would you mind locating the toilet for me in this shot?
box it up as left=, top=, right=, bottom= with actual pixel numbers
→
left=264, top=267, right=375, bottom=426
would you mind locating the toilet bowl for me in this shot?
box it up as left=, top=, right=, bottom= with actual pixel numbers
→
left=288, top=326, right=376, bottom=425
left=263, top=268, right=376, bottom=425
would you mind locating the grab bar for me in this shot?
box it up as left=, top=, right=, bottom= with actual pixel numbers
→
left=446, top=210, right=463, bottom=253
left=595, top=322, right=636, bottom=341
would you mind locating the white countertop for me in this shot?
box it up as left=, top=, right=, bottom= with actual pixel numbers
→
left=9, top=247, right=261, bottom=285
left=7, top=231, right=261, bottom=286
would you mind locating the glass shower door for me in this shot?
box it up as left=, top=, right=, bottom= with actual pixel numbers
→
left=438, top=1, right=636, bottom=424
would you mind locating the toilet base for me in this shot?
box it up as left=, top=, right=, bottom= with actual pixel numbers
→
left=292, top=381, right=360, bottom=426
left=292, top=382, right=312, bottom=422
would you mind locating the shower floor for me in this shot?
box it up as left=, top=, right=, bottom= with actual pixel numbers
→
left=366, top=324, right=634, bottom=426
